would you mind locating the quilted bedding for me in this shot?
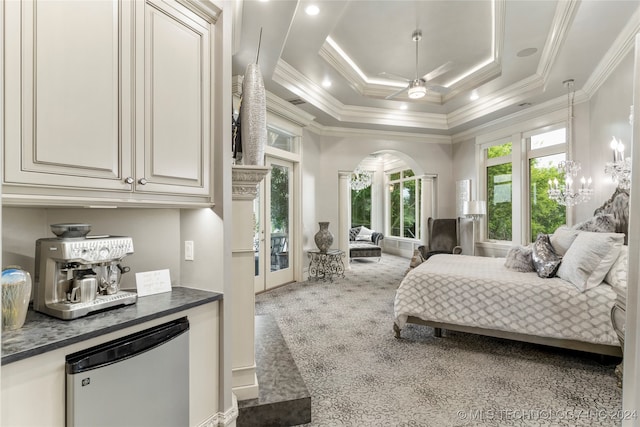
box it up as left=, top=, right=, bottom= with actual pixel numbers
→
left=394, top=254, right=619, bottom=346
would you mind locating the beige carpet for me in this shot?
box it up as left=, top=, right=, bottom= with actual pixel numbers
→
left=255, top=254, right=623, bottom=426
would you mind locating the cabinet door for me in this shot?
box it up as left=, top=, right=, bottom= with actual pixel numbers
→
left=135, top=0, right=211, bottom=196
left=3, top=0, right=134, bottom=191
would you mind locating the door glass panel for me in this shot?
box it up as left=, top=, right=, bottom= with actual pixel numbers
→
left=267, top=128, right=295, bottom=153
left=270, top=164, right=289, bottom=271
left=253, top=187, right=261, bottom=277
left=402, top=179, right=418, bottom=238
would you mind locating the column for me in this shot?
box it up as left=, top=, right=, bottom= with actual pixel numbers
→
left=231, top=165, right=269, bottom=400
left=338, top=172, right=351, bottom=265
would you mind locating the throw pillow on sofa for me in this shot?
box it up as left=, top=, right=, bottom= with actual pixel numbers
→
left=556, top=231, right=624, bottom=292
left=532, top=233, right=561, bottom=278
left=356, top=226, right=374, bottom=241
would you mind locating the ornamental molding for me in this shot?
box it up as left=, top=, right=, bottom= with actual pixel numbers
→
left=231, top=165, right=269, bottom=201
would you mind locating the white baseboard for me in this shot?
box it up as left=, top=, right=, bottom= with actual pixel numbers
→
left=232, top=369, right=259, bottom=400
left=197, top=394, right=238, bottom=427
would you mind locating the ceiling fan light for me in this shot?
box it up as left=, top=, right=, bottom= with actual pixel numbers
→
left=408, top=85, right=426, bottom=99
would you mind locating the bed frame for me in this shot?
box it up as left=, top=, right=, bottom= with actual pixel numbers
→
left=394, top=316, right=622, bottom=357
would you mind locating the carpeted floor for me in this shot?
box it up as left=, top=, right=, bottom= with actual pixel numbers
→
left=255, top=254, right=623, bottom=426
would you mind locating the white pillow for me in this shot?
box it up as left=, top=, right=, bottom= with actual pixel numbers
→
left=604, top=245, right=628, bottom=295
left=356, top=226, right=373, bottom=241
left=556, top=232, right=624, bottom=292
left=550, top=226, right=580, bottom=256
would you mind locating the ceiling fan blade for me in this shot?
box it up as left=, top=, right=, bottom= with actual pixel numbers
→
left=385, top=85, right=409, bottom=100
left=378, top=71, right=411, bottom=82
left=426, top=84, right=450, bottom=94
left=421, top=61, right=453, bottom=82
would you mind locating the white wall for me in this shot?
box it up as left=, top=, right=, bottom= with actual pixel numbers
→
left=303, top=129, right=455, bottom=261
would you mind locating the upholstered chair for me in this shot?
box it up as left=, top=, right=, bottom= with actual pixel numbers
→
left=418, top=217, right=462, bottom=260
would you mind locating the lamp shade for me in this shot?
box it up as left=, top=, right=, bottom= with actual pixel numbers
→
left=462, top=200, right=486, bottom=216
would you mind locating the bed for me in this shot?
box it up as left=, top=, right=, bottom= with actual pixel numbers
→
left=393, top=252, right=623, bottom=356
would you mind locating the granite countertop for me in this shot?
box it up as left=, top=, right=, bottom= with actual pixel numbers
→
left=1, top=287, right=222, bottom=365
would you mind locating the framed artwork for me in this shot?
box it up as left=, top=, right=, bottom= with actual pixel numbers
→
left=456, top=179, right=471, bottom=218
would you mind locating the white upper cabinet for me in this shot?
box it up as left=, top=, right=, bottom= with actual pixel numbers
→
left=135, top=0, right=210, bottom=197
left=3, top=0, right=213, bottom=206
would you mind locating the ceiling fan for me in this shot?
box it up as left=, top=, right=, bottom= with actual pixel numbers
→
left=382, top=29, right=452, bottom=100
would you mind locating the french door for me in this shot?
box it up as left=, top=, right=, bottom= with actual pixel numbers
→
left=254, top=157, right=294, bottom=293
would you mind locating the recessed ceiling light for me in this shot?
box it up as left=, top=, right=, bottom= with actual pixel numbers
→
left=400, top=104, right=408, bottom=110
left=470, top=90, right=479, bottom=101
left=322, top=79, right=332, bottom=88
left=305, top=5, right=319, bottom=16
left=517, top=47, right=538, bottom=57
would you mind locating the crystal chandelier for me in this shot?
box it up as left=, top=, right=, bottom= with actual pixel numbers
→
left=350, top=167, right=373, bottom=191
left=548, top=79, right=593, bottom=206
left=604, top=137, right=631, bottom=190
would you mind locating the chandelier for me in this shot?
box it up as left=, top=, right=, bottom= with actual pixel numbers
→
left=604, top=137, right=631, bottom=190
left=548, top=79, right=593, bottom=206
left=350, top=168, right=373, bottom=191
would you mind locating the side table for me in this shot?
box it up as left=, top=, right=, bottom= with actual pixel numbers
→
left=308, top=249, right=345, bottom=282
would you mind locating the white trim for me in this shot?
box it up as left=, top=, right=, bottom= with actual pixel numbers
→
left=197, top=394, right=238, bottom=427
left=536, top=0, right=579, bottom=81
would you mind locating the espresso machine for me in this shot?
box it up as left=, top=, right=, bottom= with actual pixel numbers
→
left=34, top=224, right=137, bottom=320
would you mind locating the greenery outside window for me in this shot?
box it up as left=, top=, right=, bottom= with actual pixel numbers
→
left=527, top=127, right=566, bottom=242
left=486, top=142, right=513, bottom=241
left=351, top=185, right=372, bottom=228
left=388, top=169, right=421, bottom=239
left=482, top=125, right=567, bottom=244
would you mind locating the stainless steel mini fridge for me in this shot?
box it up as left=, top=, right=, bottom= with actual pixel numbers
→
left=66, top=317, right=189, bottom=427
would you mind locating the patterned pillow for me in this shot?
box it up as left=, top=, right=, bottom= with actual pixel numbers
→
left=573, top=214, right=616, bottom=233
left=349, top=226, right=362, bottom=241
left=604, top=245, right=628, bottom=295
left=531, top=233, right=561, bottom=278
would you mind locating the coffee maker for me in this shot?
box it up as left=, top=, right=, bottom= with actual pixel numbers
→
left=34, top=224, right=137, bottom=320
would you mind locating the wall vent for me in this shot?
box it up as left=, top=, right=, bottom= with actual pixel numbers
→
left=287, top=97, right=306, bottom=106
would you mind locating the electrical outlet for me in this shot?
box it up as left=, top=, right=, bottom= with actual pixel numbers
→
left=185, top=241, right=194, bottom=261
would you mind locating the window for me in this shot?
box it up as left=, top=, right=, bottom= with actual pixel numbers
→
left=482, top=124, right=567, bottom=244
left=351, top=185, right=372, bottom=228
left=527, top=128, right=566, bottom=242
left=486, top=142, right=513, bottom=241
left=267, top=127, right=296, bottom=153
left=388, top=169, right=421, bottom=239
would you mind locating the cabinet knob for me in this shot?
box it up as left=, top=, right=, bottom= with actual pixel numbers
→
left=138, top=178, right=148, bottom=185
left=124, top=177, right=134, bottom=184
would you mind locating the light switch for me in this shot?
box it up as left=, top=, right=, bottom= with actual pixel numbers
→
left=185, top=241, right=194, bottom=261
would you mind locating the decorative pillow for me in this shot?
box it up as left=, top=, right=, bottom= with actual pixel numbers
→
left=550, top=226, right=580, bottom=256
left=504, top=245, right=535, bottom=272
left=531, top=233, right=561, bottom=278
left=604, top=245, right=628, bottom=295
left=405, top=249, right=425, bottom=275
left=356, top=226, right=373, bottom=241
left=349, top=226, right=362, bottom=241
left=556, top=232, right=624, bottom=292
left=572, top=214, right=616, bottom=233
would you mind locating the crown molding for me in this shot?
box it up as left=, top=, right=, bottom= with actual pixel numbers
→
left=265, top=91, right=316, bottom=128
left=176, top=0, right=221, bottom=23
left=447, top=74, right=545, bottom=129
left=582, top=6, right=640, bottom=98
left=273, top=59, right=450, bottom=130
left=536, top=0, right=579, bottom=81
left=306, top=122, right=452, bottom=145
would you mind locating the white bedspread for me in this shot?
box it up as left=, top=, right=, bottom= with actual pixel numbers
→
left=394, top=254, right=619, bottom=346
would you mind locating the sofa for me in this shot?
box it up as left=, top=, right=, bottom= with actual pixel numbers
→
left=349, top=226, right=384, bottom=260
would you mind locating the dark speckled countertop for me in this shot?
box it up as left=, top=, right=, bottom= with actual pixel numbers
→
left=1, top=287, right=222, bottom=365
